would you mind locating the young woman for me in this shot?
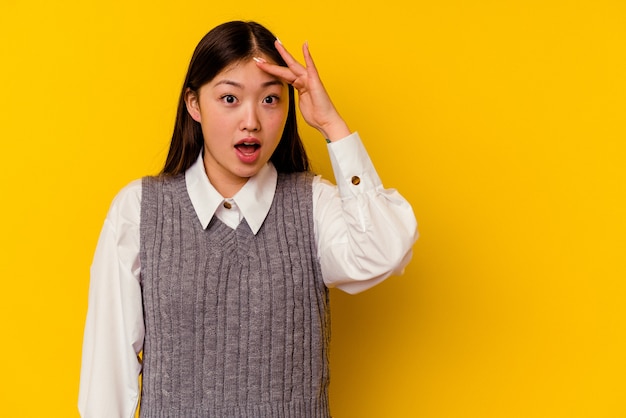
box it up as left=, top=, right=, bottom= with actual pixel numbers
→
left=79, top=20, right=418, bottom=418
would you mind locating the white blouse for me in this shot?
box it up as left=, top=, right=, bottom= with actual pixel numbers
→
left=78, top=132, right=418, bottom=418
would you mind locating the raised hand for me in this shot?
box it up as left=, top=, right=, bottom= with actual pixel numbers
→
left=255, top=40, right=351, bottom=142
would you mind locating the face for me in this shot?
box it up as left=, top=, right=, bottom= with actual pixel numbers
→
left=185, top=57, right=289, bottom=197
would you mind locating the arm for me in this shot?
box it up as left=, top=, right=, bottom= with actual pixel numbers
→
left=314, top=132, right=418, bottom=294
left=258, top=40, right=418, bottom=293
left=78, top=180, right=144, bottom=418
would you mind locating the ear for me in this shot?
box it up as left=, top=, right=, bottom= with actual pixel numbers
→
left=184, top=88, right=202, bottom=122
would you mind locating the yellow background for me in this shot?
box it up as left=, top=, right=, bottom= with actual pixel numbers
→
left=1, top=0, right=624, bottom=417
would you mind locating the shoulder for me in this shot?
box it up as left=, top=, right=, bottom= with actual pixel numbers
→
left=276, top=171, right=335, bottom=200
left=140, top=174, right=187, bottom=208
left=277, top=171, right=316, bottom=187
left=108, top=179, right=142, bottom=215
left=141, top=173, right=186, bottom=191
left=101, top=179, right=142, bottom=234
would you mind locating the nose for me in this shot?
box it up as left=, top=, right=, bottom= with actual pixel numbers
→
left=240, top=103, right=260, bottom=132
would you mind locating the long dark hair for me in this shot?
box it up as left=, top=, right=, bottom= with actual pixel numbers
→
left=161, top=21, right=309, bottom=175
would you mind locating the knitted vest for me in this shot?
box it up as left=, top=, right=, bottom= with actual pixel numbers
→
left=139, top=172, right=331, bottom=418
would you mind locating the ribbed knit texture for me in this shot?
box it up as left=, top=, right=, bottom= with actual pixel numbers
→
left=139, top=172, right=330, bottom=417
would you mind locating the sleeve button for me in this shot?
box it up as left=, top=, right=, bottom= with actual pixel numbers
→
left=351, top=176, right=361, bottom=185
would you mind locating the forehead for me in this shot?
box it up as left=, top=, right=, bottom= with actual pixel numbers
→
left=201, top=55, right=287, bottom=91
left=212, top=57, right=281, bottom=84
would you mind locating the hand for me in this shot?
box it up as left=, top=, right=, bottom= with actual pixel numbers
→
left=255, top=40, right=351, bottom=142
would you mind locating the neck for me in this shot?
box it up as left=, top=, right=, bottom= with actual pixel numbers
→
left=203, top=165, right=248, bottom=199
left=213, top=181, right=246, bottom=199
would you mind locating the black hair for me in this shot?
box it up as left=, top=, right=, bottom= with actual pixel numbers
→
left=162, top=21, right=309, bottom=175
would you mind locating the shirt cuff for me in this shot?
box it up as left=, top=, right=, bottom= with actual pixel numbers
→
left=327, top=131, right=383, bottom=199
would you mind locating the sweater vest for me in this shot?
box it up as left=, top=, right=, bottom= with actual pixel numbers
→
left=139, top=172, right=331, bottom=417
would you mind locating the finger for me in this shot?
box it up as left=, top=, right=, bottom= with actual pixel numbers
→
left=274, top=39, right=306, bottom=75
left=254, top=57, right=298, bottom=84
left=302, top=42, right=320, bottom=78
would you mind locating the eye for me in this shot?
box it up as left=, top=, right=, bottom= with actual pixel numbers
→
left=263, top=95, right=279, bottom=104
left=220, top=95, right=237, bottom=104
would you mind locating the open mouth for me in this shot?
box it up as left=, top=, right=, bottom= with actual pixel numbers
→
left=234, top=142, right=260, bottom=155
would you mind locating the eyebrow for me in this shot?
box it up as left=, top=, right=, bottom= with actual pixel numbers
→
left=214, top=79, right=285, bottom=88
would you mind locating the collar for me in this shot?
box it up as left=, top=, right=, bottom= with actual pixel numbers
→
left=184, top=151, right=277, bottom=235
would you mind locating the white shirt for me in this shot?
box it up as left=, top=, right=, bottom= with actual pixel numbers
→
left=78, top=132, right=418, bottom=418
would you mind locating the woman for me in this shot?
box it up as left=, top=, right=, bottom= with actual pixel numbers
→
left=79, top=20, right=417, bottom=417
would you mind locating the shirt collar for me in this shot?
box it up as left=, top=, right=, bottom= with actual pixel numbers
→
left=185, top=151, right=277, bottom=235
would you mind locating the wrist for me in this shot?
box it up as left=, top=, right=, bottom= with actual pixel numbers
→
left=319, top=118, right=351, bottom=142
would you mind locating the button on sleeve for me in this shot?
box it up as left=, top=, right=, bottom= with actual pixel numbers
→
left=327, top=132, right=382, bottom=198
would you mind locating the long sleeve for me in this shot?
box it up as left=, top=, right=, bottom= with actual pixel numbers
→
left=78, top=133, right=418, bottom=415
left=313, top=132, right=418, bottom=294
left=78, top=180, right=144, bottom=418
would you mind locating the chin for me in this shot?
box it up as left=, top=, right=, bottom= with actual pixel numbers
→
left=234, top=166, right=262, bottom=179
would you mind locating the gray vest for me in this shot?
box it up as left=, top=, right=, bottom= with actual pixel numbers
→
left=139, top=172, right=330, bottom=417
